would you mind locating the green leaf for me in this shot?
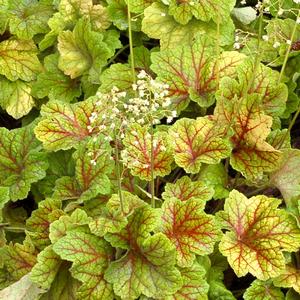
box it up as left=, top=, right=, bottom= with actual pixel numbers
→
left=162, top=176, right=214, bottom=204
left=53, top=135, right=113, bottom=201
left=0, top=123, right=48, bottom=200
left=6, top=0, right=53, bottom=39
left=151, top=35, right=245, bottom=109
left=270, top=149, right=300, bottom=202
left=0, top=39, right=42, bottom=81
left=26, top=198, right=63, bottom=250
left=142, top=3, right=235, bottom=50
left=0, top=273, right=45, bottom=300
left=0, top=187, right=9, bottom=222
left=30, top=245, right=61, bottom=289
left=33, top=54, right=81, bottom=102
left=197, top=164, right=229, bottom=199
left=243, top=280, right=284, bottom=300
left=89, top=191, right=146, bottom=237
left=34, top=96, right=106, bottom=151
left=122, top=124, right=173, bottom=181
left=167, top=0, right=235, bottom=25
left=0, top=77, right=34, bottom=119
left=215, top=94, right=282, bottom=180
left=159, top=198, right=220, bottom=267
left=286, top=288, right=300, bottom=300
left=273, top=264, right=300, bottom=294
left=53, top=230, right=114, bottom=300
left=166, top=262, right=209, bottom=300
left=58, top=18, right=120, bottom=81
left=169, top=118, right=232, bottom=174
left=105, top=206, right=182, bottom=299
left=217, top=190, right=300, bottom=280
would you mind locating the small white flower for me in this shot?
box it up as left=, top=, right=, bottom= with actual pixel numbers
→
left=161, top=145, right=166, bottom=151
left=293, top=0, right=300, bottom=4
left=87, top=125, right=93, bottom=132
left=90, top=159, right=97, bottom=166
left=190, top=1, right=195, bottom=5
left=111, top=86, right=119, bottom=92
left=241, top=0, right=246, bottom=4
left=171, top=110, right=177, bottom=118
left=161, top=12, right=166, bottom=17
left=88, top=152, right=93, bottom=156
left=286, top=39, right=292, bottom=45
left=262, top=35, right=269, bottom=41
left=235, top=35, right=239, bottom=42
left=110, top=123, right=116, bottom=129
left=93, top=137, right=97, bottom=142
left=133, top=140, right=139, bottom=146
left=273, top=41, right=280, bottom=48
left=137, top=70, right=147, bottom=79
left=233, top=42, right=241, bottom=49
left=132, top=84, right=138, bottom=91
left=296, top=17, right=300, bottom=24
left=167, top=117, right=173, bottom=123
left=278, top=8, right=284, bottom=15
left=99, top=124, right=106, bottom=130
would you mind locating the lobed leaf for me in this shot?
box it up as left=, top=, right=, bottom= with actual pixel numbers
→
left=243, top=280, right=284, bottom=300
left=273, top=264, right=300, bottom=294
left=217, top=190, right=300, bottom=280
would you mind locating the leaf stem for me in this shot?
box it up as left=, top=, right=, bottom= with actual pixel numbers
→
left=278, top=10, right=300, bottom=84
left=127, top=0, right=136, bottom=84
left=115, top=137, right=125, bottom=213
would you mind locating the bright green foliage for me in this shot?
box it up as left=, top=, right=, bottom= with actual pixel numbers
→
left=53, top=135, right=113, bottom=201
left=0, top=78, right=34, bottom=119
left=89, top=191, right=146, bottom=237
left=122, top=124, right=173, bottom=181
left=273, top=265, right=300, bottom=294
left=57, top=18, right=120, bottom=81
left=151, top=35, right=245, bottom=109
left=53, top=230, right=114, bottom=300
left=159, top=198, right=221, bottom=267
left=169, top=118, right=232, bottom=173
left=217, top=190, right=300, bottom=280
left=0, top=124, right=48, bottom=200
left=5, top=0, right=53, bottom=39
left=34, top=97, right=106, bottom=151
left=0, top=187, right=9, bottom=222
left=243, top=280, right=284, bottom=300
left=0, top=39, right=42, bottom=81
left=166, top=262, right=209, bottom=300
left=33, top=54, right=81, bottom=103
left=167, top=0, right=235, bottom=25
left=162, top=176, right=214, bottom=203
left=105, top=206, right=182, bottom=299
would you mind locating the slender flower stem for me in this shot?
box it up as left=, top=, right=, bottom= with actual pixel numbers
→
left=127, top=0, right=136, bottom=84
left=115, top=137, right=125, bottom=213
left=150, top=119, right=155, bottom=208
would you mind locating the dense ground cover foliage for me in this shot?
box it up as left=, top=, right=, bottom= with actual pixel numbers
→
left=0, top=0, right=300, bottom=299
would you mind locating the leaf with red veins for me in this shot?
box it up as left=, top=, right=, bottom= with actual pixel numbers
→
left=215, top=94, right=282, bottom=180
left=34, top=96, right=107, bottom=151
left=158, top=198, right=221, bottom=267
left=216, top=59, right=288, bottom=117
left=53, top=230, right=114, bottom=300
left=26, top=198, right=64, bottom=250
left=53, top=135, right=113, bottom=201
left=162, top=176, right=214, bottom=207
left=217, top=190, right=300, bottom=280
left=104, top=206, right=182, bottom=298
left=166, top=262, right=209, bottom=300
left=273, top=264, right=300, bottom=294
left=122, top=124, right=173, bottom=181
left=151, top=35, right=245, bottom=110
left=169, top=117, right=232, bottom=174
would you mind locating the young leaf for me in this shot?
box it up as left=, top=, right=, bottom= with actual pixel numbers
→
left=0, top=273, right=45, bottom=300
left=162, top=176, right=214, bottom=204
left=58, top=18, right=120, bottom=81
left=0, top=39, right=42, bottom=81
left=0, top=124, right=48, bottom=200
left=142, top=3, right=235, bottom=50
left=34, top=96, right=106, bottom=151
left=26, top=198, right=64, bottom=250
left=158, top=198, right=221, bottom=267
left=32, top=53, right=81, bottom=103
left=273, top=264, right=300, bottom=294
left=122, top=124, right=173, bottom=181
left=217, top=190, right=300, bottom=280
left=89, top=191, right=146, bottom=237
left=243, top=280, right=284, bottom=300
left=151, top=35, right=245, bottom=109
left=6, top=0, right=53, bottom=39
left=30, top=246, right=61, bottom=290
left=165, top=262, right=209, bottom=300
left=270, top=149, right=300, bottom=202
left=53, top=135, right=113, bottom=201
left=167, top=0, right=235, bottom=25
left=104, top=206, right=182, bottom=299
left=53, top=230, right=114, bottom=300
left=169, top=118, right=232, bottom=174
left=0, top=77, right=35, bottom=119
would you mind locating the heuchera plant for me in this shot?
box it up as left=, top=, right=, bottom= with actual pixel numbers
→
left=0, top=0, right=300, bottom=299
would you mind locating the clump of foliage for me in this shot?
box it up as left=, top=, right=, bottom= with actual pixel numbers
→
left=0, top=0, right=300, bottom=299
